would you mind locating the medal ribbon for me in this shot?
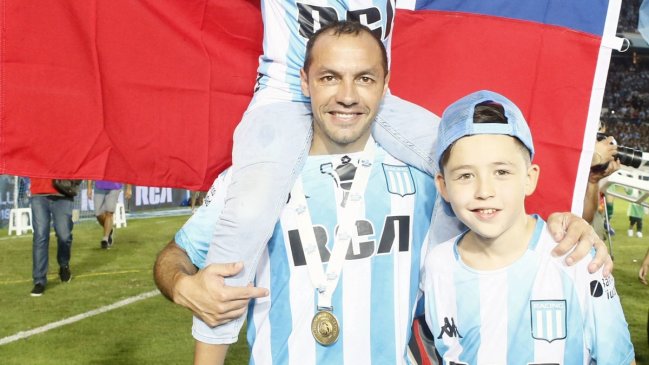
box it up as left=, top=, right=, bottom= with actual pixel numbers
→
left=291, top=137, right=375, bottom=310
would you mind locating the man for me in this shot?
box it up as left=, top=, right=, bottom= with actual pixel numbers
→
left=87, top=180, right=132, bottom=249
left=161, top=22, right=450, bottom=363
left=206, top=1, right=444, bottom=319
left=155, top=22, right=611, bottom=364
left=30, top=178, right=75, bottom=296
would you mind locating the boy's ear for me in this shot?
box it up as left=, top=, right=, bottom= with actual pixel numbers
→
left=435, top=173, right=450, bottom=203
left=300, top=68, right=310, bottom=97
left=525, top=164, right=541, bottom=196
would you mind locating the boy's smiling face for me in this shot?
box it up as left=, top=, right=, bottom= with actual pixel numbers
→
left=436, top=134, right=540, bottom=242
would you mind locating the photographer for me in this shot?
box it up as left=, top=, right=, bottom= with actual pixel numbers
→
left=583, top=132, right=621, bottom=227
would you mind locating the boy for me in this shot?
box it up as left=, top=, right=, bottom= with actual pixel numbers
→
left=422, top=90, right=635, bottom=364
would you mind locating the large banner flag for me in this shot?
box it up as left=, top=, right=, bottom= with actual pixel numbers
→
left=0, top=0, right=623, bottom=217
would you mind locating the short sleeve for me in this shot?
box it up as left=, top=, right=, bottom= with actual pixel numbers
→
left=175, top=169, right=231, bottom=269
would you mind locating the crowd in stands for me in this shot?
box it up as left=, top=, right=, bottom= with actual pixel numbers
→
left=604, top=118, right=649, bottom=152
left=600, top=0, right=649, bottom=152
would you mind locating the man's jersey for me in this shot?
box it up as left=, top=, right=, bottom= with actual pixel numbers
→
left=254, top=0, right=395, bottom=106
left=176, top=143, right=447, bottom=364
left=422, top=217, right=635, bottom=365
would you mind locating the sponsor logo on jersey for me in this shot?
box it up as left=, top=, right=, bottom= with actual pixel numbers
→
left=288, top=215, right=411, bottom=265
left=530, top=300, right=567, bottom=343
left=590, top=277, right=617, bottom=300
left=296, top=2, right=394, bottom=41
left=382, top=164, right=415, bottom=197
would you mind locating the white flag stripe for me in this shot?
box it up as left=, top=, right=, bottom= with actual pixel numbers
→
left=535, top=311, right=543, bottom=338
left=555, top=310, right=564, bottom=339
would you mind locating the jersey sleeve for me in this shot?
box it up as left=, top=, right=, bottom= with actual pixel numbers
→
left=174, top=169, right=232, bottom=269
left=585, top=270, right=635, bottom=363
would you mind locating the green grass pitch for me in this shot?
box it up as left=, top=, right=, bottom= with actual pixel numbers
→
left=0, top=203, right=647, bottom=364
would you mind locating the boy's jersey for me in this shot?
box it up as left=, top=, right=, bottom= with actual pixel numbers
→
left=254, top=0, right=395, bottom=106
left=422, top=218, right=635, bottom=365
left=176, top=143, right=446, bottom=364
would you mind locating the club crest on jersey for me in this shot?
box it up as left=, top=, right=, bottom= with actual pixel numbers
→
left=382, top=164, right=415, bottom=197
left=530, top=300, right=567, bottom=343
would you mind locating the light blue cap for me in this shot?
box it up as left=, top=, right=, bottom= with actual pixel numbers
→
left=435, top=90, right=535, bottom=171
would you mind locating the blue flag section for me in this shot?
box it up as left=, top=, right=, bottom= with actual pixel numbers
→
left=410, top=0, right=609, bottom=36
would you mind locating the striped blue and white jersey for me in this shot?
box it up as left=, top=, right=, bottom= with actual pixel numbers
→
left=422, top=217, right=635, bottom=365
left=254, top=0, right=396, bottom=107
left=176, top=143, right=459, bottom=364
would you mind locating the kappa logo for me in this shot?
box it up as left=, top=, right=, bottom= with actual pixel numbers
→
left=437, top=317, right=462, bottom=339
left=530, top=300, right=567, bottom=343
left=382, top=164, right=415, bottom=197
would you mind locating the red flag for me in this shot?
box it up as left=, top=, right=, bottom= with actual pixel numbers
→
left=0, top=0, right=621, bottom=217
left=1, top=0, right=262, bottom=190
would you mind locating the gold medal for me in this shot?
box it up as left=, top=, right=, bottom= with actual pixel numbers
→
left=311, top=310, right=340, bottom=346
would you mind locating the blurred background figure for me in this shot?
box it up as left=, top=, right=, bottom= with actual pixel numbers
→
left=30, top=178, right=76, bottom=296
left=583, top=123, right=621, bottom=238
left=639, top=246, right=649, bottom=285
left=190, top=190, right=205, bottom=214
left=87, top=180, right=132, bottom=249
left=626, top=187, right=645, bottom=238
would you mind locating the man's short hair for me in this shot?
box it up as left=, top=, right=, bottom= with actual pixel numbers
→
left=303, top=20, right=388, bottom=76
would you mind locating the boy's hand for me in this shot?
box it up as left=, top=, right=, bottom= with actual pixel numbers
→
left=547, top=212, right=613, bottom=276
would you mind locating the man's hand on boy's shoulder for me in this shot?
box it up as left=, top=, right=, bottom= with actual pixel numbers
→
left=546, top=212, right=613, bottom=276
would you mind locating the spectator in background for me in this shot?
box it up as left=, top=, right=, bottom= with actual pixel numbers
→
left=87, top=180, right=132, bottom=249
left=626, top=187, right=645, bottom=238
left=190, top=191, right=205, bottom=214
left=583, top=126, right=621, bottom=236
left=604, top=188, right=617, bottom=236
left=640, top=245, right=649, bottom=285
left=30, top=178, right=75, bottom=296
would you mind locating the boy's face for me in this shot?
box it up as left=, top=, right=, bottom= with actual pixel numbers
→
left=435, top=134, right=540, bottom=241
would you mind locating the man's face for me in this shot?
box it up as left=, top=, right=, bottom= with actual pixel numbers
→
left=300, top=31, right=389, bottom=154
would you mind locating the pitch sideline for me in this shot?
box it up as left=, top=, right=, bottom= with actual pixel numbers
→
left=0, top=290, right=160, bottom=346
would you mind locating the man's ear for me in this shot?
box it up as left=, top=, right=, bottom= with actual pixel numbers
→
left=525, top=164, right=541, bottom=196
left=382, top=71, right=390, bottom=97
left=435, top=173, right=450, bottom=203
left=300, top=68, right=310, bottom=98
